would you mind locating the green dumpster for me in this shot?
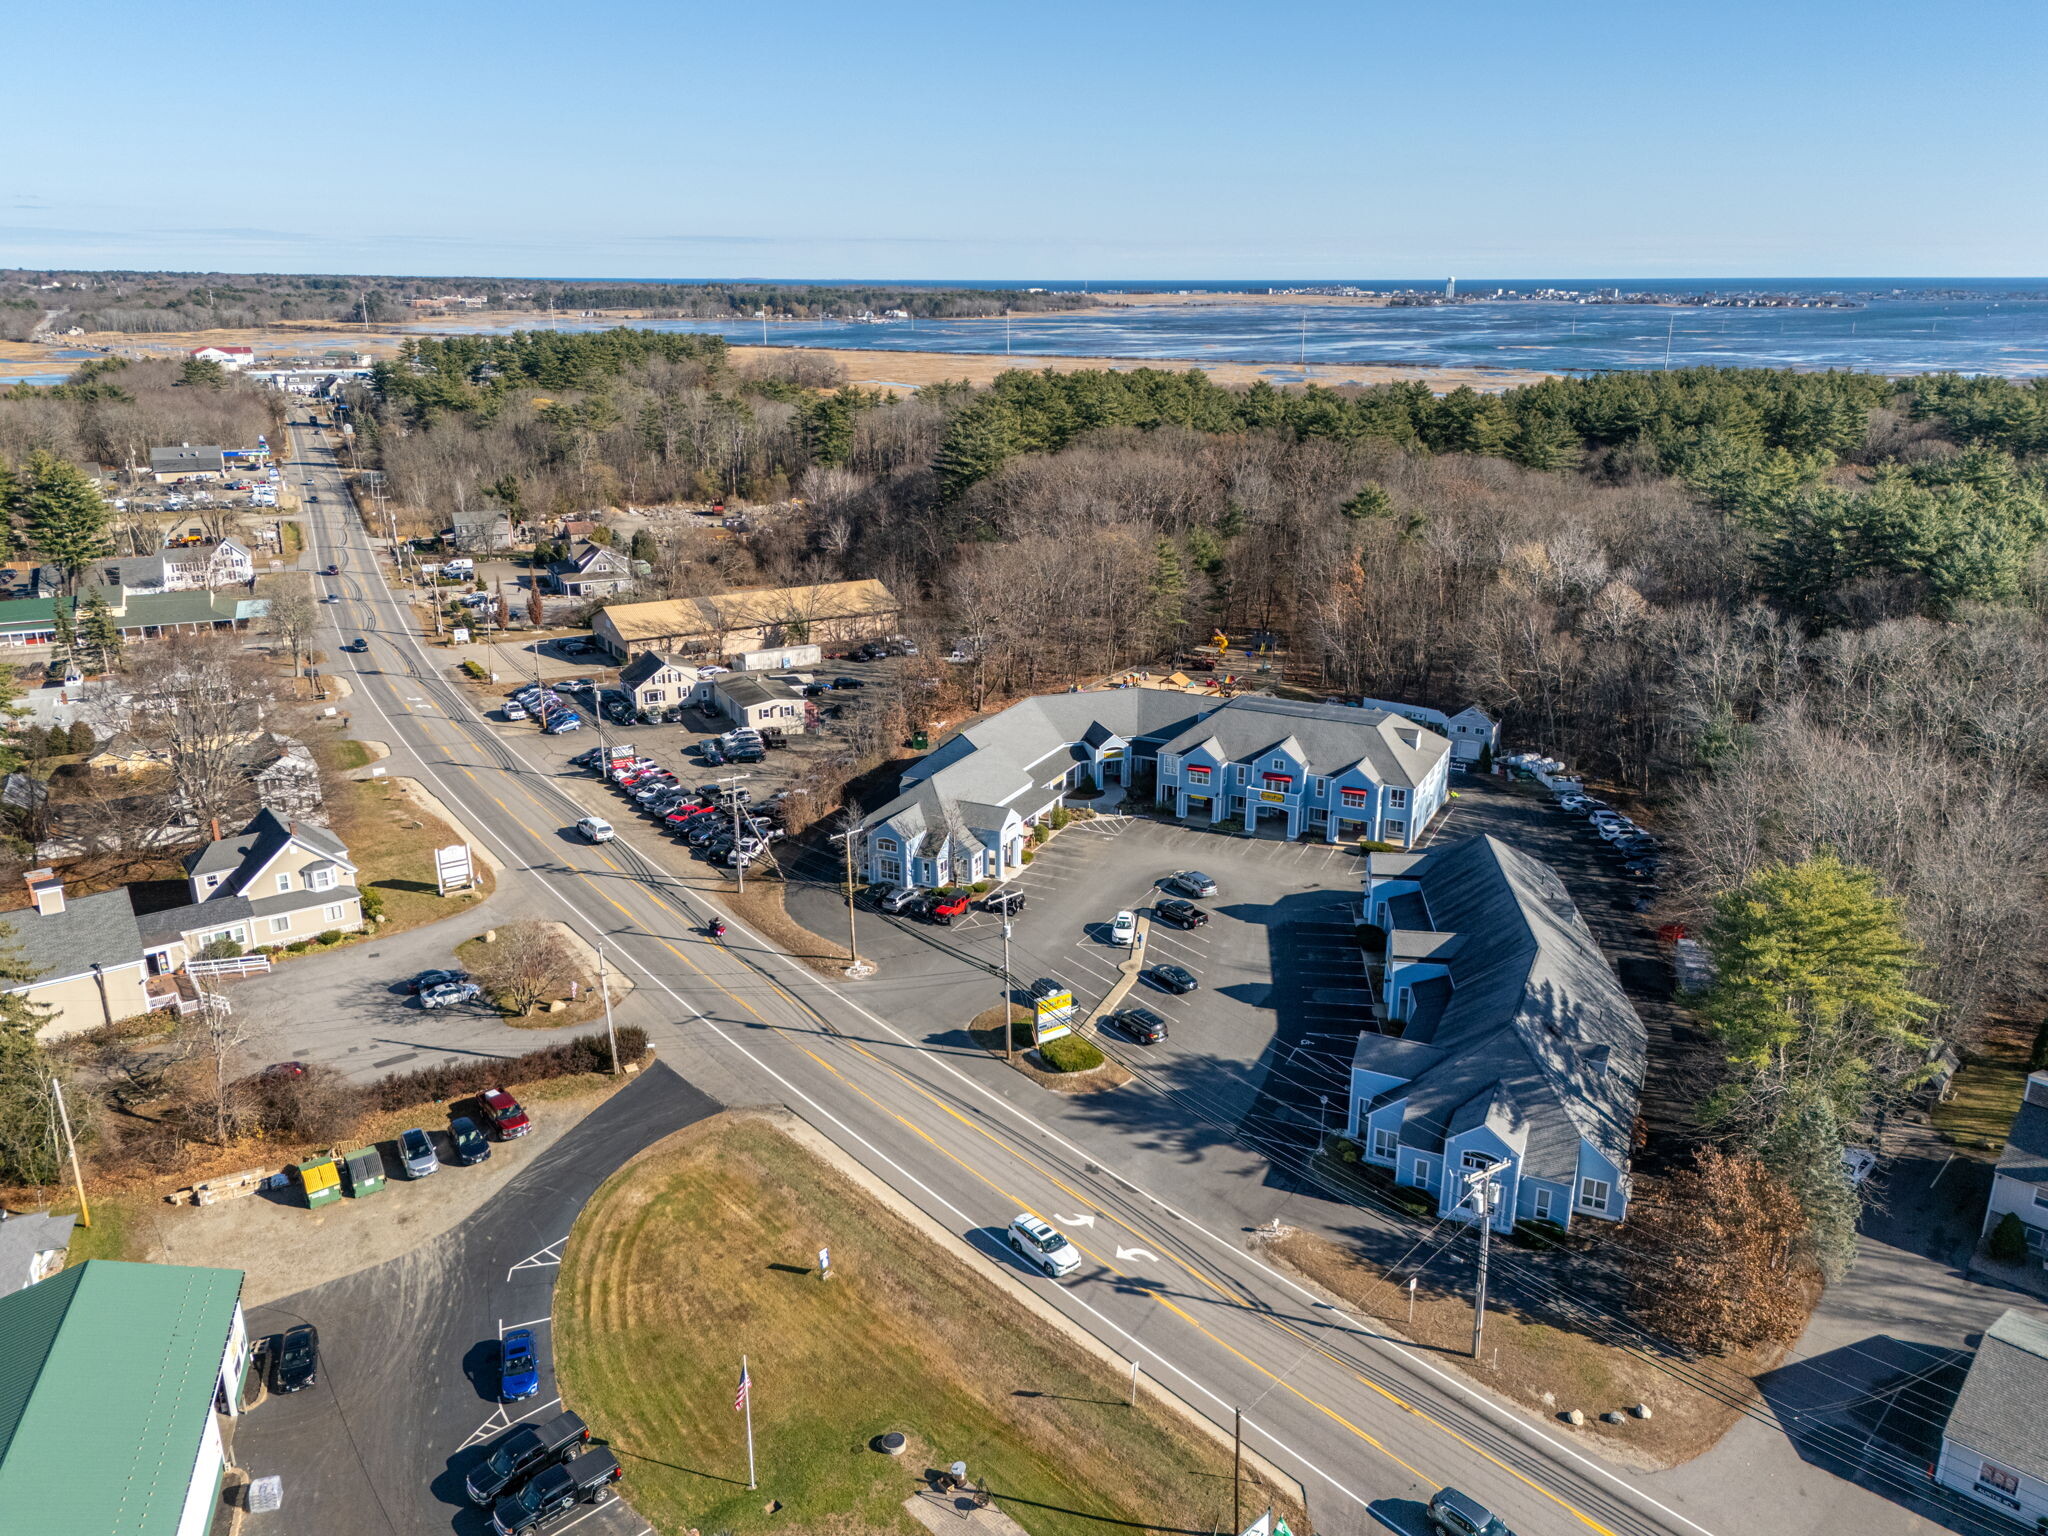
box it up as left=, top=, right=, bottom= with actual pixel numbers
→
left=341, top=1146, right=385, bottom=1198
left=295, top=1155, right=342, bottom=1209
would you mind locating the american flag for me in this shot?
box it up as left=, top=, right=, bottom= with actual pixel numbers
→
left=734, top=1362, right=751, bottom=1411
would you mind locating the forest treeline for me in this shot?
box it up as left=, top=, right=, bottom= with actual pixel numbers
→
left=0, top=269, right=1090, bottom=334
left=351, top=331, right=2048, bottom=1262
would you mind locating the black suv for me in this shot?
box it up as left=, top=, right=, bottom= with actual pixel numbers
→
left=273, top=1324, right=319, bottom=1392
left=466, top=1411, right=589, bottom=1505
left=1110, top=1007, right=1169, bottom=1044
left=490, top=1447, right=623, bottom=1534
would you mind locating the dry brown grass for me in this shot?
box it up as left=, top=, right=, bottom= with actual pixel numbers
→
left=557, top=1115, right=1305, bottom=1536
left=1266, top=1225, right=1793, bottom=1470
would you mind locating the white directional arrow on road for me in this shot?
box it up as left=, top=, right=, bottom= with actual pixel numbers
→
left=1053, top=1213, right=1095, bottom=1227
left=1116, top=1246, right=1159, bottom=1263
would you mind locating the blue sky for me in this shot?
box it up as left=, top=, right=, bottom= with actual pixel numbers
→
left=8, top=0, right=2045, bottom=280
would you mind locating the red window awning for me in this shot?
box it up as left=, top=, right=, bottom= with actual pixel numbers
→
left=1262, top=773, right=1294, bottom=784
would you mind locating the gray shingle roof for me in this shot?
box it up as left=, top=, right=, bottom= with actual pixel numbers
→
left=1364, top=835, right=1646, bottom=1182
left=1154, top=696, right=1448, bottom=784
left=183, top=808, right=351, bottom=886
left=0, top=891, right=146, bottom=984
left=1945, top=1309, right=2048, bottom=1484
left=1996, top=1096, right=2048, bottom=1186
left=0, top=1213, right=74, bottom=1298
left=134, top=894, right=252, bottom=944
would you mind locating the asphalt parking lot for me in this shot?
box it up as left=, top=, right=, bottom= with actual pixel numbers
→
left=785, top=769, right=1697, bottom=1157
left=235, top=1062, right=717, bottom=1536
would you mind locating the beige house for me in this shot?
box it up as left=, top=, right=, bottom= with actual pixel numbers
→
left=4, top=810, right=364, bottom=1038
left=617, top=651, right=702, bottom=716
left=592, top=579, right=899, bottom=662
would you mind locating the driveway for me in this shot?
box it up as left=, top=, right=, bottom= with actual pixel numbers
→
left=235, top=1060, right=718, bottom=1536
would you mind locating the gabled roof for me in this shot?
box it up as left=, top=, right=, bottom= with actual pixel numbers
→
left=0, top=1260, right=244, bottom=1535
left=1155, top=696, right=1449, bottom=785
left=1366, top=835, right=1646, bottom=1183
left=599, top=579, right=898, bottom=645
left=182, top=807, right=353, bottom=888
left=0, top=889, right=147, bottom=985
left=1945, top=1308, right=2048, bottom=1484
left=618, top=651, right=693, bottom=689
left=1996, top=1095, right=2048, bottom=1185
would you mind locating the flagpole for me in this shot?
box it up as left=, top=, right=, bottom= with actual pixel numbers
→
left=743, top=1355, right=756, bottom=1490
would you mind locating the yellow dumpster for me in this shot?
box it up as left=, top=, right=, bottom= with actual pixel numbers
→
left=295, top=1155, right=342, bottom=1209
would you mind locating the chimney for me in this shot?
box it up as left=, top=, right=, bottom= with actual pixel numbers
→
left=24, top=868, right=64, bottom=917
left=287, top=820, right=297, bottom=836
left=209, top=817, right=222, bottom=842
left=2027, top=1072, right=2048, bottom=1110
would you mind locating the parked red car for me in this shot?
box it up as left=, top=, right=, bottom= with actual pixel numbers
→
left=923, top=892, right=972, bottom=925
left=479, top=1088, right=531, bottom=1140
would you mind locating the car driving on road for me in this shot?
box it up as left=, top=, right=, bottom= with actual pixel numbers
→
left=1007, top=1214, right=1082, bottom=1277
left=1425, top=1487, right=1512, bottom=1536
left=574, top=817, right=614, bottom=843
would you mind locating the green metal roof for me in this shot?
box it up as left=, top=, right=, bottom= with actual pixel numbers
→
left=0, top=1259, right=244, bottom=1535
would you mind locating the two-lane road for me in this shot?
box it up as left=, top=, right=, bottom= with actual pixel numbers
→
left=281, top=414, right=1770, bottom=1536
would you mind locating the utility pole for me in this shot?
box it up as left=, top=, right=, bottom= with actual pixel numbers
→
left=51, top=1077, right=90, bottom=1228
left=598, top=949, right=619, bottom=1074
left=836, top=826, right=865, bottom=976
left=1001, top=917, right=1016, bottom=1063
left=719, top=770, right=752, bottom=892
left=1468, top=1162, right=1496, bottom=1359
left=1232, top=1407, right=1243, bottom=1536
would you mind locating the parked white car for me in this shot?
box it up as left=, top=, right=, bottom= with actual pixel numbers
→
left=575, top=817, right=614, bottom=843
left=1007, top=1214, right=1081, bottom=1277
left=1109, top=910, right=1138, bottom=947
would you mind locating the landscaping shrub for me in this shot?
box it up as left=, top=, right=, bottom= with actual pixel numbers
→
left=1991, top=1211, right=2031, bottom=1264
left=1036, top=1034, right=1105, bottom=1073
left=1030, top=824, right=1048, bottom=845
left=197, top=936, right=242, bottom=960
left=315, top=929, right=343, bottom=946
left=361, top=1026, right=647, bottom=1112
left=1326, top=1135, right=1362, bottom=1164
left=359, top=887, right=385, bottom=922
left=1049, top=807, right=1073, bottom=830
left=1020, top=849, right=1035, bottom=864
left=970, top=881, right=990, bottom=895
left=462, top=658, right=489, bottom=681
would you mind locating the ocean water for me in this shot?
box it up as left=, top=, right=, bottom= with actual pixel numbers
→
left=439, top=291, right=2048, bottom=378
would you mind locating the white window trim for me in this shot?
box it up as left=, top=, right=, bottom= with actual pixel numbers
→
left=275, top=872, right=292, bottom=893
left=310, top=867, right=336, bottom=892
left=269, top=915, right=291, bottom=934
left=1370, top=1127, right=1399, bottom=1161
left=322, top=903, right=346, bottom=923
left=1388, top=788, right=1408, bottom=808
left=1578, top=1177, right=1611, bottom=1214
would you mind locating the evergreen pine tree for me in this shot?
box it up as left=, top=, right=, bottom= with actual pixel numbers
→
left=49, top=594, right=75, bottom=653
left=78, top=588, right=123, bottom=670
left=1339, top=484, right=1393, bottom=520
left=18, top=452, right=113, bottom=591
left=66, top=720, right=96, bottom=756
left=935, top=400, right=1017, bottom=500
left=1147, top=537, right=1188, bottom=646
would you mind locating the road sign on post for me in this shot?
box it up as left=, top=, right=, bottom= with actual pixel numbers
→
left=435, top=844, right=475, bottom=896
left=1033, top=990, right=1075, bottom=1046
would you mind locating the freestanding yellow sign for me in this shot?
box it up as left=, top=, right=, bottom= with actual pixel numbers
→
left=1033, top=991, right=1075, bottom=1045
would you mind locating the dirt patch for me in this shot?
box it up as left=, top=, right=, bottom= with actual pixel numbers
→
left=967, top=1005, right=1131, bottom=1095
left=1262, top=1223, right=1790, bottom=1470
left=114, top=1071, right=638, bottom=1305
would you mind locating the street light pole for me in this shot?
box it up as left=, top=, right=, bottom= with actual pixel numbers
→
left=598, top=948, right=619, bottom=1074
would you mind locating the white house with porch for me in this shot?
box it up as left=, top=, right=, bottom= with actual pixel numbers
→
left=1348, top=835, right=1645, bottom=1232
left=856, top=690, right=1453, bottom=887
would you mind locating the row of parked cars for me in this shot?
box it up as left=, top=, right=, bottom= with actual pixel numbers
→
left=465, top=1409, right=625, bottom=1533
left=1555, top=785, right=1662, bottom=884
left=505, top=682, right=584, bottom=734
left=572, top=745, right=789, bottom=868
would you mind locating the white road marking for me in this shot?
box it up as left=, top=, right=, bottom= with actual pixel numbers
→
left=1053, top=1212, right=1096, bottom=1227
left=508, top=1237, right=569, bottom=1279
left=1116, top=1246, right=1160, bottom=1262
left=300, top=450, right=1705, bottom=1536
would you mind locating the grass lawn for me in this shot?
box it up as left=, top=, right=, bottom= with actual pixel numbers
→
left=557, top=1116, right=1295, bottom=1536
left=1935, top=1017, right=2037, bottom=1156
left=328, top=738, right=373, bottom=771
left=327, top=774, right=494, bottom=935
left=58, top=1195, right=144, bottom=1264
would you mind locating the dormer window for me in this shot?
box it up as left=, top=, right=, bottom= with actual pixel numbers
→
left=310, top=867, right=336, bottom=892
